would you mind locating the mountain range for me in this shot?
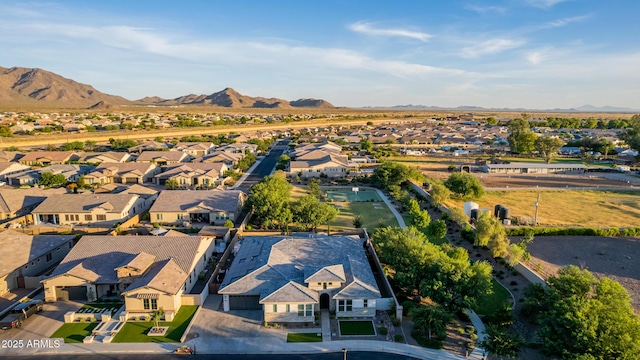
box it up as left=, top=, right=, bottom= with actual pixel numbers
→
left=0, top=66, right=335, bottom=109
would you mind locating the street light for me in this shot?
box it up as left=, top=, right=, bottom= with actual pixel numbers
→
left=342, top=348, right=347, bottom=360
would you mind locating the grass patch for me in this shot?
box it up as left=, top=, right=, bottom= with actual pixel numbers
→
left=475, top=279, right=512, bottom=317
left=326, top=189, right=382, bottom=202
left=446, top=190, right=640, bottom=228
left=51, top=322, right=98, bottom=343
left=339, top=320, right=376, bottom=336
left=112, top=305, right=198, bottom=343
left=287, top=332, right=322, bottom=342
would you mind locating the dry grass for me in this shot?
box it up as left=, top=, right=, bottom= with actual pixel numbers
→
left=447, top=190, right=640, bottom=228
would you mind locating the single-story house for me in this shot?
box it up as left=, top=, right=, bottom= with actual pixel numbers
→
left=154, top=163, right=228, bottom=187
left=483, top=163, right=587, bottom=174
left=42, top=235, right=215, bottom=321
left=173, top=142, right=216, bottom=157
left=0, top=230, right=75, bottom=296
left=0, top=162, right=31, bottom=181
left=149, top=189, right=246, bottom=226
left=219, top=234, right=382, bottom=322
left=288, top=153, right=351, bottom=179
left=84, top=163, right=160, bottom=185
left=32, top=193, right=148, bottom=226
left=135, top=151, right=191, bottom=165
left=19, top=151, right=80, bottom=166
left=6, top=164, right=94, bottom=186
left=0, top=188, right=67, bottom=223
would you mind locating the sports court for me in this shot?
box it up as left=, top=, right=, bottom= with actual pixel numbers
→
left=325, top=188, right=382, bottom=202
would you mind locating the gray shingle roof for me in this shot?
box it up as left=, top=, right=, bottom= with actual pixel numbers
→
left=123, top=258, right=188, bottom=295
left=46, top=235, right=205, bottom=285
left=219, top=235, right=380, bottom=301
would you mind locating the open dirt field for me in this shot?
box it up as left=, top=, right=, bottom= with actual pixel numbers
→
left=478, top=174, right=640, bottom=190
left=525, top=236, right=640, bottom=311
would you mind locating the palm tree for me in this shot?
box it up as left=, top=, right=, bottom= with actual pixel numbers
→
left=411, top=305, right=453, bottom=339
left=150, top=307, right=165, bottom=329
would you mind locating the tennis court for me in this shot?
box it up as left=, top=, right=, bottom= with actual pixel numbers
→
left=325, top=188, right=382, bottom=202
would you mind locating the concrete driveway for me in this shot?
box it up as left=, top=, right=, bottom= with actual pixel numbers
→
left=0, top=300, right=83, bottom=341
left=187, top=295, right=285, bottom=341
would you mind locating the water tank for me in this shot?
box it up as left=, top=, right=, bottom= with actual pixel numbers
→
left=499, top=207, right=511, bottom=220
left=494, top=204, right=503, bottom=218
left=464, top=202, right=479, bottom=218
left=470, top=209, right=479, bottom=222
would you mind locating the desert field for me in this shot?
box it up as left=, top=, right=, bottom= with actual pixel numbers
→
left=524, top=236, right=640, bottom=311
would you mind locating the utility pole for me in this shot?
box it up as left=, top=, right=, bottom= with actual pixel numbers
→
left=534, top=193, right=540, bottom=226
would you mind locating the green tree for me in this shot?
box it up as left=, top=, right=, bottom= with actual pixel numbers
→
left=528, top=265, right=640, bottom=359
left=507, top=118, right=537, bottom=154
left=165, top=179, right=179, bottom=189
left=411, top=305, right=453, bottom=339
left=620, top=114, right=640, bottom=152
left=428, top=181, right=451, bottom=207
left=84, top=140, right=97, bottom=151
left=247, top=175, right=292, bottom=230
left=426, top=219, right=447, bottom=240
left=0, top=126, right=14, bottom=137
left=223, top=219, right=234, bottom=228
left=475, top=212, right=508, bottom=257
left=480, top=324, right=524, bottom=359
left=360, top=139, right=373, bottom=152
left=534, top=136, right=564, bottom=163
left=599, top=139, right=615, bottom=158
left=307, top=178, right=322, bottom=199
left=412, top=209, right=431, bottom=229
left=38, top=172, right=67, bottom=187
left=372, top=162, right=423, bottom=190
left=292, top=195, right=339, bottom=232
left=149, top=308, right=165, bottom=329
left=60, top=141, right=84, bottom=151
left=352, top=214, right=363, bottom=228
left=444, top=172, right=484, bottom=199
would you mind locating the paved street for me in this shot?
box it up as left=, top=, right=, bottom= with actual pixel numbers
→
left=235, top=139, right=289, bottom=192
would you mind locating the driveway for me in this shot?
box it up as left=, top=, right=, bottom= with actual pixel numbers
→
left=0, top=299, right=83, bottom=340
left=187, top=295, right=284, bottom=340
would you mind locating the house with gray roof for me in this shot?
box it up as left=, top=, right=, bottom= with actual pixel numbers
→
left=32, top=193, right=147, bottom=226
left=0, top=187, right=67, bottom=224
left=0, top=230, right=75, bottom=296
left=135, top=151, right=191, bottom=165
left=42, top=235, right=215, bottom=321
left=84, top=163, right=160, bottom=185
left=154, top=163, right=228, bottom=187
left=6, top=164, right=94, bottom=186
left=219, top=234, right=381, bottom=323
left=149, top=189, right=245, bottom=226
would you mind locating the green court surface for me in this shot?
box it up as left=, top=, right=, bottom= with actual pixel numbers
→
left=326, top=189, right=382, bottom=202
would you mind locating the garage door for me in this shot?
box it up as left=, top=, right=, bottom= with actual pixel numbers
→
left=56, top=286, right=87, bottom=301
left=229, top=295, right=261, bottom=310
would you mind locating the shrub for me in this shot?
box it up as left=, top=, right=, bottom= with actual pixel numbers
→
left=391, top=317, right=401, bottom=327
left=245, top=224, right=253, bottom=231
left=378, top=326, right=388, bottom=335
left=394, top=334, right=404, bottom=342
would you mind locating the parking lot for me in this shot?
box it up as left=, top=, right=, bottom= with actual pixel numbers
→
left=0, top=300, right=83, bottom=341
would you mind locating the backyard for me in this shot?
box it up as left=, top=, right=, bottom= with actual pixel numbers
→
left=112, top=305, right=199, bottom=343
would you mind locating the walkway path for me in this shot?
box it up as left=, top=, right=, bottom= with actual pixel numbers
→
left=321, top=309, right=331, bottom=342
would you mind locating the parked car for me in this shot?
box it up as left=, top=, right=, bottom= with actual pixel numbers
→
left=0, top=300, right=43, bottom=330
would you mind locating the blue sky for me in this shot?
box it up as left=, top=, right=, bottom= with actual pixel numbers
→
left=1, top=0, right=639, bottom=109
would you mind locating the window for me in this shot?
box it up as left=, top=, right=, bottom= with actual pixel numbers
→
left=286, top=304, right=290, bottom=313
left=328, top=282, right=332, bottom=286
left=151, top=299, right=157, bottom=310
left=143, top=299, right=150, bottom=310
left=156, top=214, right=163, bottom=220
left=273, top=304, right=277, bottom=313
left=177, top=214, right=184, bottom=220
left=74, top=214, right=79, bottom=221
left=317, top=282, right=321, bottom=286
left=96, top=215, right=106, bottom=221
left=297, top=304, right=312, bottom=316
left=323, top=283, right=327, bottom=290
left=46, top=253, right=52, bottom=262
left=298, top=304, right=304, bottom=316
left=65, top=215, right=70, bottom=221
left=338, top=300, right=353, bottom=312
left=363, top=299, right=368, bottom=308
left=85, top=214, right=92, bottom=221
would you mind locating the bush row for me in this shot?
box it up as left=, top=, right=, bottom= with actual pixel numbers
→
left=506, top=227, right=640, bottom=237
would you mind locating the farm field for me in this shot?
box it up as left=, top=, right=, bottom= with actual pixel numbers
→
left=524, top=236, right=640, bottom=311
left=447, top=190, right=640, bottom=228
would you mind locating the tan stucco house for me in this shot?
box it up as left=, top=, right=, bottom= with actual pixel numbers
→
left=149, top=189, right=245, bottom=226
left=42, top=235, right=215, bottom=321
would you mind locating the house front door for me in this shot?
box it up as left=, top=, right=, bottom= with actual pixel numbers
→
left=320, top=293, right=330, bottom=309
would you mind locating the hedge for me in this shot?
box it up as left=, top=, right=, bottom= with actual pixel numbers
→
left=506, top=227, right=640, bottom=237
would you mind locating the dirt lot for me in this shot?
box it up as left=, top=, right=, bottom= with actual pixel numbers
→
left=478, top=174, right=639, bottom=189
left=525, top=236, right=640, bottom=311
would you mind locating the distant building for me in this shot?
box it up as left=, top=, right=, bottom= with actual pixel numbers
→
left=483, top=163, right=587, bottom=174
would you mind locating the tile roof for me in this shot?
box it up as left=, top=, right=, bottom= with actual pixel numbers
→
left=32, top=193, right=138, bottom=214
left=150, top=190, right=244, bottom=213
left=219, top=234, right=380, bottom=301
left=260, top=281, right=318, bottom=303
left=0, top=230, right=75, bottom=276
left=123, top=258, right=188, bottom=295
left=46, top=235, right=206, bottom=285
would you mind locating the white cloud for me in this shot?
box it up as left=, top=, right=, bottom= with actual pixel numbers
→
left=348, top=22, right=432, bottom=42
left=526, top=51, right=544, bottom=65
left=464, top=4, right=507, bottom=14
left=526, top=0, right=571, bottom=9
left=461, top=38, right=525, bottom=58
left=542, top=15, right=591, bottom=29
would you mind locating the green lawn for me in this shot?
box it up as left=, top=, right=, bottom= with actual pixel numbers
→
left=326, top=189, right=382, bottom=202
left=51, top=322, right=98, bottom=343
left=339, top=320, right=376, bottom=336
left=112, top=305, right=198, bottom=343
left=330, top=202, right=399, bottom=231
left=287, top=332, right=323, bottom=342
left=475, top=279, right=512, bottom=317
